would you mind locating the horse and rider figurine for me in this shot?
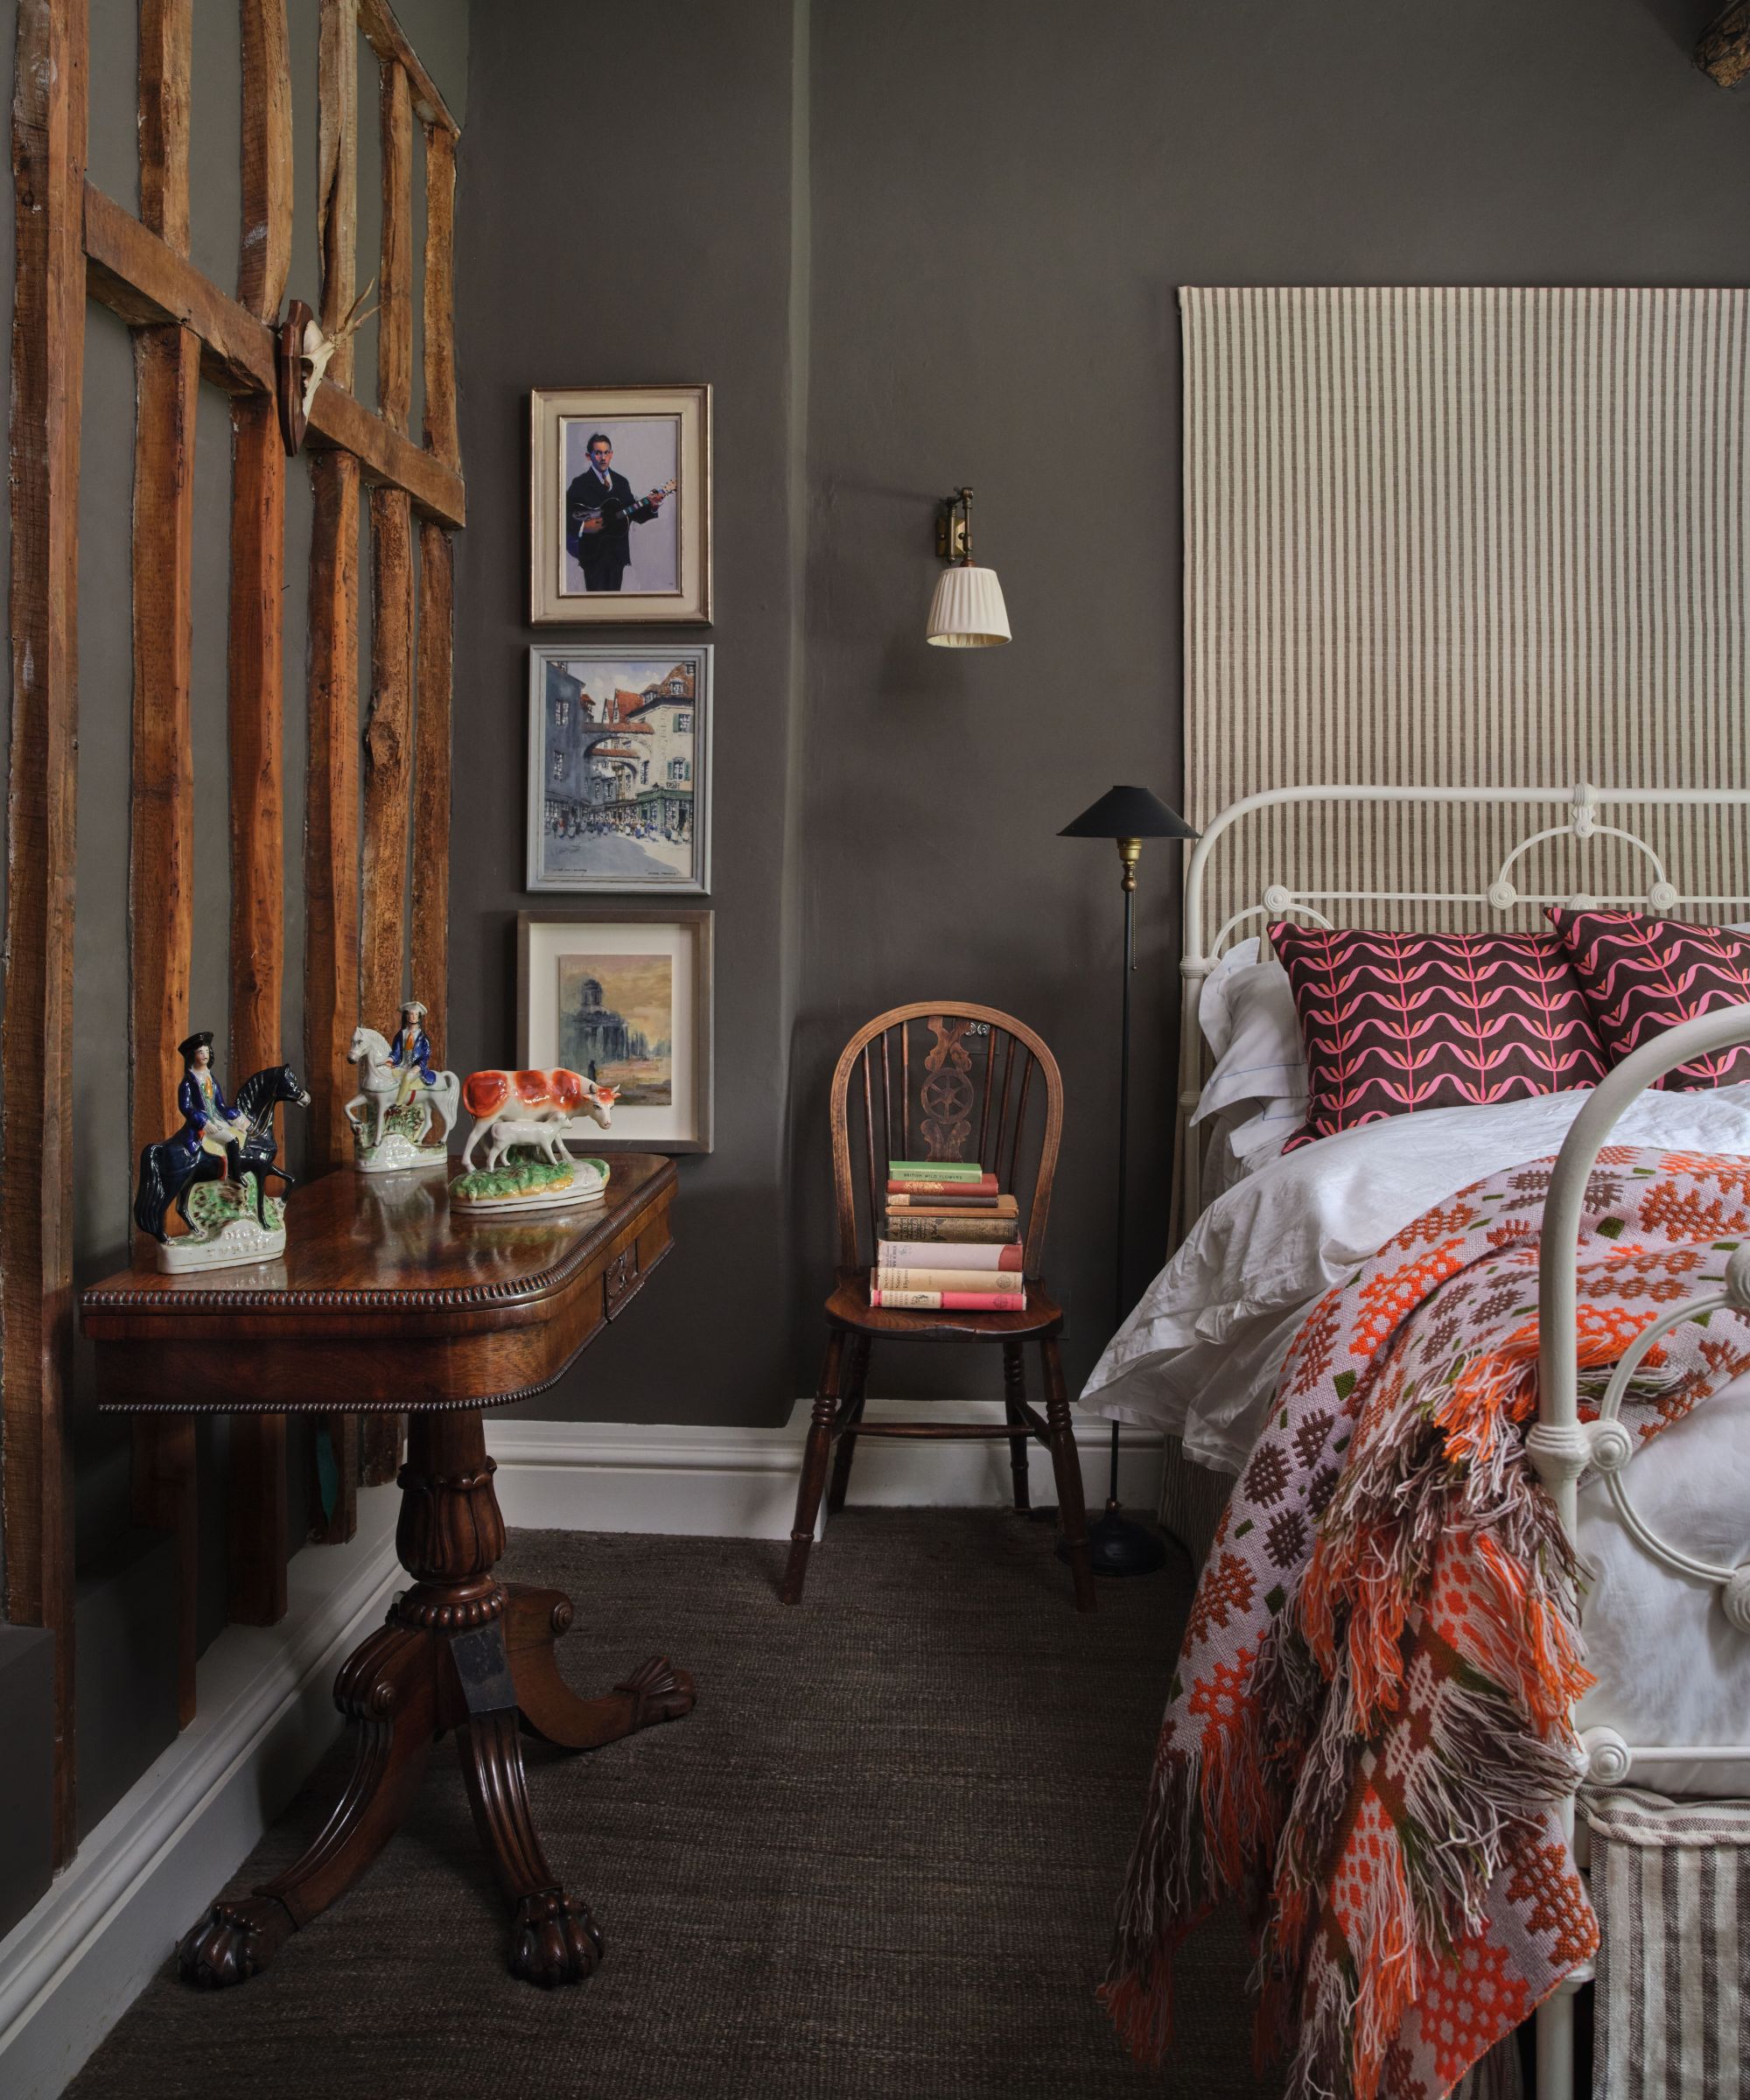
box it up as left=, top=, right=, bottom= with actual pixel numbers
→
left=134, top=1032, right=311, bottom=1272
left=346, top=998, right=462, bottom=1172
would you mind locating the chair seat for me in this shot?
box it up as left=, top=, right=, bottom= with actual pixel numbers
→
left=825, top=1268, right=1063, bottom=1340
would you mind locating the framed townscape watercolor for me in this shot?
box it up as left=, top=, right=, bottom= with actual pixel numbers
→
left=527, top=646, right=711, bottom=893
left=529, top=385, right=712, bottom=625
left=519, top=909, right=714, bottom=1153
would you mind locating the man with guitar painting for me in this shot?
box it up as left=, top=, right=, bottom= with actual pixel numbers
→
left=565, top=431, right=675, bottom=592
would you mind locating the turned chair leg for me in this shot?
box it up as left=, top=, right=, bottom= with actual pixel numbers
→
left=1041, top=1335, right=1095, bottom=1612
left=782, top=1329, right=844, bottom=1604
left=827, top=1334, right=872, bottom=1514
left=1001, top=1340, right=1032, bottom=1512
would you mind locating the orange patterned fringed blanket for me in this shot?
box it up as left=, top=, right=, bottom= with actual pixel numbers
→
left=1103, top=1149, right=1750, bottom=2100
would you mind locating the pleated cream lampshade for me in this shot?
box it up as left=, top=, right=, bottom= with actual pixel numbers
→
left=926, top=563, right=1012, bottom=648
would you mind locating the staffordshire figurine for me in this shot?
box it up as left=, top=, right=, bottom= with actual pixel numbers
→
left=345, top=998, right=460, bottom=1173
left=449, top=1067, right=617, bottom=1214
left=134, top=1032, right=311, bottom=1271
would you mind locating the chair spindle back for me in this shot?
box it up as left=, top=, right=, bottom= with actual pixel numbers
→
left=829, top=1004, right=1064, bottom=1277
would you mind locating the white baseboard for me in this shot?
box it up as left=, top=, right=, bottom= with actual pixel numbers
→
left=0, top=1488, right=402, bottom=2100
left=487, top=1400, right=1165, bottom=1540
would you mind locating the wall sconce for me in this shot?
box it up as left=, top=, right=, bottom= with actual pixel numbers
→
left=926, top=486, right=1011, bottom=648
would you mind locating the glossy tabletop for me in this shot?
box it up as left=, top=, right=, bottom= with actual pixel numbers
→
left=80, top=1153, right=677, bottom=1413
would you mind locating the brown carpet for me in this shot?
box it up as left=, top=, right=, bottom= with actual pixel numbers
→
left=67, top=1511, right=1278, bottom=2099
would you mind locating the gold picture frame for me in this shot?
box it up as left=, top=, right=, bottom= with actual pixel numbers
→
left=529, top=385, right=712, bottom=626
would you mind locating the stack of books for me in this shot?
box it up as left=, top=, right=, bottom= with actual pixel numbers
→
left=872, top=1159, right=1025, bottom=1311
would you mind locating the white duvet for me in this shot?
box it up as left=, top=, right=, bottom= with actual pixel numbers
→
left=1080, top=1086, right=1750, bottom=1793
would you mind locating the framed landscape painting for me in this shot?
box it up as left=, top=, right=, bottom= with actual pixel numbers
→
left=528, top=384, right=711, bottom=625
left=527, top=645, right=711, bottom=893
left=519, top=909, right=714, bottom=1153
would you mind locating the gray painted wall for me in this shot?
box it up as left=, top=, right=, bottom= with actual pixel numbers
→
left=454, top=0, right=1750, bottom=1426
left=453, top=0, right=809, bottom=1425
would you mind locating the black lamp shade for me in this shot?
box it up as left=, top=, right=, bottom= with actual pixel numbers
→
left=1059, top=784, right=1198, bottom=841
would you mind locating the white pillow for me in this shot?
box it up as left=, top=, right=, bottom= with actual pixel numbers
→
left=1200, top=1096, right=1306, bottom=1194
left=1192, top=939, right=1306, bottom=1124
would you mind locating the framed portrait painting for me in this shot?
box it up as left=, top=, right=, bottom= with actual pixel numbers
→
left=527, top=645, right=710, bottom=893
left=529, top=384, right=712, bottom=625
left=519, top=909, right=714, bottom=1153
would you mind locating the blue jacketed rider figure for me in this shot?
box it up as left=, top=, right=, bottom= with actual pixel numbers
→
left=176, top=1032, right=248, bottom=1181
left=389, top=1000, right=435, bottom=1113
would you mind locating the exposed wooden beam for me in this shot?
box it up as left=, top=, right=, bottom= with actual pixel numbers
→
left=131, top=0, right=200, bottom=1732
left=303, top=451, right=363, bottom=1551
left=366, top=62, right=416, bottom=1201
left=226, top=0, right=296, bottom=1628
left=361, top=487, right=415, bottom=1032
left=359, top=0, right=460, bottom=138
left=85, top=181, right=272, bottom=395
left=227, top=416, right=285, bottom=1116
left=227, top=392, right=290, bottom=1625
left=238, top=0, right=293, bottom=322
left=1698, top=3, right=1750, bottom=87
left=422, top=126, right=458, bottom=468
left=306, top=378, right=465, bottom=527
left=377, top=60, right=413, bottom=433
left=304, top=453, right=361, bottom=1173
left=360, top=478, right=412, bottom=1511
left=137, top=0, right=192, bottom=249
left=318, top=0, right=359, bottom=379
left=3, top=0, right=88, bottom=1866
left=82, top=184, right=466, bottom=527
left=130, top=326, right=200, bottom=1185
left=411, top=524, right=454, bottom=1042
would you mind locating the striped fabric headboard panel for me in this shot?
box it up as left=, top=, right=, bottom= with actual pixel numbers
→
left=1181, top=287, right=1750, bottom=937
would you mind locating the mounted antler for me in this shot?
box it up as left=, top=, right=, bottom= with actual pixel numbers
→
left=274, top=279, right=381, bottom=456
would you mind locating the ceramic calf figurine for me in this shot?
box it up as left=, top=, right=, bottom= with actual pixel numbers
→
left=484, top=1119, right=580, bottom=1173
left=458, top=1068, right=618, bottom=1172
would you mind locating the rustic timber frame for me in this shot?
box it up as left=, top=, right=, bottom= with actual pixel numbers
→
left=2, top=0, right=465, bottom=1861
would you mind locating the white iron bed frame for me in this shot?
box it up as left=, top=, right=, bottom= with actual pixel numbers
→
left=1168, top=781, right=1750, bottom=2100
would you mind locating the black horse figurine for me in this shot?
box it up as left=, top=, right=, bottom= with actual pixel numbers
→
left=134, top=1063, right=312, bottom=1244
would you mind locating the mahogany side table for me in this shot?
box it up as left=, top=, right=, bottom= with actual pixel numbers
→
left=80, top=1153, right=690, bottom=1990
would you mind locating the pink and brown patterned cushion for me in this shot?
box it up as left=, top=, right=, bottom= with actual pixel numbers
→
left=1269, top=922, right=1609, bottom=1148
left=1544, top=907, right=1750, bottom=1090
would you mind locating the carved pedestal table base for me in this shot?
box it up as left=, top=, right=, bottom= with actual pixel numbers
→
left=177, top=1413, right=694, bottom=1988
left=80, top=1156, right=684, bottom=1992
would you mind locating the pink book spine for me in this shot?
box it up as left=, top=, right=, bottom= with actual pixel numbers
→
left=874, top=1241, right=1022, bottom=1271
left=870, top=1290, right=1027, bottom=1312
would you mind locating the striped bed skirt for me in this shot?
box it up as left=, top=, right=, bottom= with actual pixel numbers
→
left=1588, top=1786, right=1750, bottom=2098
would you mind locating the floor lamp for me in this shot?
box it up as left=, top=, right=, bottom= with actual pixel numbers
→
left=1058, top=784, right=1199, bottom=1577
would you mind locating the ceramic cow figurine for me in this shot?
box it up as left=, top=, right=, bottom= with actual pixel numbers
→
left=458, top=1068, right=618, bottom=1172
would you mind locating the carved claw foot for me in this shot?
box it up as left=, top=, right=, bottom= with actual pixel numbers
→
left=177, top=1894, right=295, bottom=1988
left=510, top=1888, right=604, bottom=1987
left=613, top=1655, right=696, bottom=1728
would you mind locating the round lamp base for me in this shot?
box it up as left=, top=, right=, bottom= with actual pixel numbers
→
left=1056, top=1500, right=1171, bottom=1578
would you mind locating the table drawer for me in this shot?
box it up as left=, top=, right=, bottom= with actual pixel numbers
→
left=603, top=1241, right=641, bottom=1320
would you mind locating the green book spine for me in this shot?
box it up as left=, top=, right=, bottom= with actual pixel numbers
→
left=887, top=1159, right=985, bottom=1181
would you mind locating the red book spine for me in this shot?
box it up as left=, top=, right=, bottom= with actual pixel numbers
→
left=884, top=1175, right=998, bottom=1195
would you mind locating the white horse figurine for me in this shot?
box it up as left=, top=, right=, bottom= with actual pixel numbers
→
left=346, top=1026, right=461, bottom=1152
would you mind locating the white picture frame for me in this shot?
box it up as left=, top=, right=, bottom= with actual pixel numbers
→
left=526, top=645, right=711, bottom=895
left=518, top=909, right=714, bottom=1154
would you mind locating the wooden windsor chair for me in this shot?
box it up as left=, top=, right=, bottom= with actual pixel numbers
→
left=781, top=1003, right=1095, bottom=1612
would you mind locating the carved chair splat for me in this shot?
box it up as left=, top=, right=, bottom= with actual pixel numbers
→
left=782, top=1004, right=1093, bottom=1612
